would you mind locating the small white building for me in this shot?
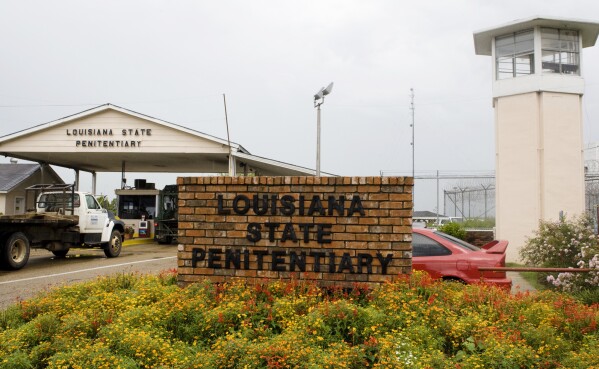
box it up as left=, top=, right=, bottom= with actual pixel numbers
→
left=0, top=163, right=63, bottom=215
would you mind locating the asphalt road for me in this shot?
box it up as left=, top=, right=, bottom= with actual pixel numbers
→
left=0, top=241, right=178, bottom=310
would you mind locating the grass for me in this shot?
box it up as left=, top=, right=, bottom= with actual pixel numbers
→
left=505, top=262, right=599, bottom=305
left=461, top=218, right=495, bottom=229
left=506, top=262, right=545, bottom=290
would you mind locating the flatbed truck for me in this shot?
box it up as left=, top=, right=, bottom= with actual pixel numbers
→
left=0, top=184, right=124, bottom=270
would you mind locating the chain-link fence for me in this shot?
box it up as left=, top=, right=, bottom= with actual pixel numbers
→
left=442, top=182, right=495, bottom=219
left=381, top=170, right=599, bottom=230
left=586, top=173, right=599, bottom=231
left=380, top=170, right=496, bottom=222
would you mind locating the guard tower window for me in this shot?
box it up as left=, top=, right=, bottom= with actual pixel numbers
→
left=541, top=28, right=580, bottom=75
left=495, top=29, right=534, bottom=80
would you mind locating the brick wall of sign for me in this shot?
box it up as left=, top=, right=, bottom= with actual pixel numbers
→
left=177, top=176, right=413, bottom=288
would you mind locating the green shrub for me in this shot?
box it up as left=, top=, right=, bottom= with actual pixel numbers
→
left=0, top=272, right=597, bottom=368
left=572, top=288, right=599, bottom=305
left=0, top=350, right=31, bottom=369
left=520, top=214, right=599, bottom=292
left=438, top=222, right=467, bottom=240
left=0, top=305, right=25, bottom=331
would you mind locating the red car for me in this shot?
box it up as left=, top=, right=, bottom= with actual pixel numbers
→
left=412, top=227, right=512, bottom=290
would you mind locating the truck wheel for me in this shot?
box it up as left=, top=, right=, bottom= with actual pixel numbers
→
left=52, top=249, right=69, bottom=258
left=1, top=232, right=30, bottom=270
left=104, top=230, right=122, bottom=258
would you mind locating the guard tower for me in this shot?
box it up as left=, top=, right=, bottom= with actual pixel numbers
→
left=474, top=17, right=599, bottom=261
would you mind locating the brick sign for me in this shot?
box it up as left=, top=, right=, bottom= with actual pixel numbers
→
left=177, top=176, right=413, bottom=288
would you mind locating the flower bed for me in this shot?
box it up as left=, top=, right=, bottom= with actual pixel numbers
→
left=0, top=271, right=597, bottom=368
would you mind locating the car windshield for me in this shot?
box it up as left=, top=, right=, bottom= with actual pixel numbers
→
left=434, top=231, right=481, bottom=251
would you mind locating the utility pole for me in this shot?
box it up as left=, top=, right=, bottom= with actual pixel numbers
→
left=410, top=88, right=415, bottom=210
left=436, top=170, right=440, bottom=225
left=223, top=94, right=235, bottom=176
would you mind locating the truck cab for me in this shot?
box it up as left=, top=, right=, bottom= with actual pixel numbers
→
left=37, top=191, right=111, bottom=238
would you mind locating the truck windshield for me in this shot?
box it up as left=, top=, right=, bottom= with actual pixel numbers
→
left=85, top=194, right=100, bottom=209
left=38, top=193, right=80, bottom=211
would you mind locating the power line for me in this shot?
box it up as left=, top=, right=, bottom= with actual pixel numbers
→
left=0, top=103, right=100, bottom=108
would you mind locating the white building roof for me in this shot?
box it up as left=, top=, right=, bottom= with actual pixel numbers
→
left=0, top=104, right=320, bottom=176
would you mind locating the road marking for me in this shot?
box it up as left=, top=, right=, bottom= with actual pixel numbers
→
left=0, top=256, right=177, bottom=285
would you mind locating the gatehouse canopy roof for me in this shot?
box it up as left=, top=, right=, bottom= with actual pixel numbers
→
left=0, top=104, right=316, bottom=176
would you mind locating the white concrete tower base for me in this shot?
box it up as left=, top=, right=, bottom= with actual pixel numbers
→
left=495, top=91, right=585, bottom=261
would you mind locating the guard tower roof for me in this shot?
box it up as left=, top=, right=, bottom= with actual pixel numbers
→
left=474, top=16, right=599, bottom=56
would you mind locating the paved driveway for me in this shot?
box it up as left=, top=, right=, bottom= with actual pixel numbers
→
left=0, top=241, right=177, bottom=310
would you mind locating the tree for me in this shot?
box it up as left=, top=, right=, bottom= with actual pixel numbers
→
left=97, top=196, right=117, bottom=213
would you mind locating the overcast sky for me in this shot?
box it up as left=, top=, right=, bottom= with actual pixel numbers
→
left=1, top=1, right=599, bottom=212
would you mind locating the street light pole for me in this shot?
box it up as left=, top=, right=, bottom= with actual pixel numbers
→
left=314, top=82, right=334, bottom=177
left=316, top=103, right=321, bottom=176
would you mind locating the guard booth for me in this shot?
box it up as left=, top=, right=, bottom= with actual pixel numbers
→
left=115, top=179, right=158, bottom=238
